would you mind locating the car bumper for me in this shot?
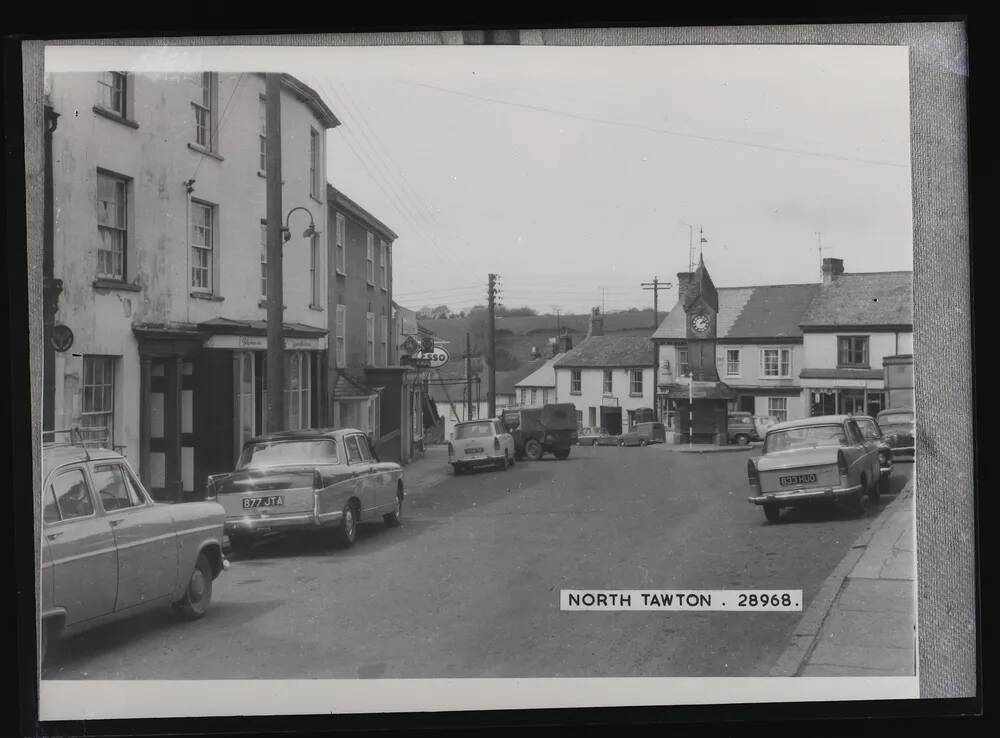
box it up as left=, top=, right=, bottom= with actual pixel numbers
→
left=890, top=446, right=915, bottom=458
left=452, top=455, right=505, bottom=468
left=224, top=509, right=342, bottom=534
left=748, top=483, right=863, bottom=506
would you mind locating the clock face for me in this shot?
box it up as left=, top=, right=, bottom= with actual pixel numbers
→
left=690, top=313, right=712, bottom=334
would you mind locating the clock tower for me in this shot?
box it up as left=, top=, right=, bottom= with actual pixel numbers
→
left=665, top=256, right=735, bottom=444
left=684, top=255, right=720, bottom=382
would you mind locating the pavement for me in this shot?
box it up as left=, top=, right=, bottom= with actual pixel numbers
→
left=769, top=472, right=916, bottom=676
left=656, top=442, right=761, bottom=454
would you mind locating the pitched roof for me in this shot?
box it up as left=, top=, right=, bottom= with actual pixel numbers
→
left=327, top=184, right=398, bottom=241
left=515, top=353, right=566, bottom=389
left=553, top=336, right=655, bottom=368
left=653, top=283, right=820, bottom=341
left=800, top=272, right=912, bottom=327
left=495, top=359, right=549, bottom=396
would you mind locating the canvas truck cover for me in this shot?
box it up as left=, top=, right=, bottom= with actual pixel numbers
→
left=515, top=403, right=578, bottom=432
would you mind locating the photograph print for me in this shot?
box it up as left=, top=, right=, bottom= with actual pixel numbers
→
left=23, top=24, right=972, bottom=722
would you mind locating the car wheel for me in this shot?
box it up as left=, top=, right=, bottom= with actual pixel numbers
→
left=850, top=479, right=870, bottom=517
left=639, top=439, right=648, bottom=447
left=736, top=434, right=750, bottom=446
left=383, top=490, right=403, bottom=527
left=175, top=553, right=213, bottom=620
left=509, top=451, right=515, bottom=467
left=869, top=474, right=883, bottom=505
left=333, top=503, right=358, bottom=547
left=228, top=534, right=254, bottom=558
left=524, top=439, right=543, bottom=461
left=763, top=504, right=781, bottom=523
left=453, top=463, right=464, bottom=476
left=878, top=472, right=891, bottom=496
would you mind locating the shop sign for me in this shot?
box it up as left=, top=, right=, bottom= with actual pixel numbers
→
left=51, top=324, right=74, bottom=352
left=413, top=346, right=449, bottom=369
left=204, top=334, right=327, bottom=351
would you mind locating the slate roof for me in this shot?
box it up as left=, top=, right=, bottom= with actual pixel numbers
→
left=516, top=353, right=566, bottom=389
left=652, top=284, right=819, bottom=341
left=800, top=272, right=913, bottom=327
left=495, top=359, right=548, bottom=396
left=553, top=336, right=655, bottom=368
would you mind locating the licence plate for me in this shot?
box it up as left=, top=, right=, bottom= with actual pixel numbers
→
left=465, top=447, right=484, bottom=454
left=242, top=496, right=285, bottom=509
left=779, top=473, right=817, bottom=487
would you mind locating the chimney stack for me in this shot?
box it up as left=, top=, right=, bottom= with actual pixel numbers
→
left=821, top=258, right=845, bottom=285
left=558, top=332, right=573, bottom=354
left=549, top=337, right=559, bottom=358
left=676, top=271, right=694, bottom=308
left=587, top=307, right=604, bottom=338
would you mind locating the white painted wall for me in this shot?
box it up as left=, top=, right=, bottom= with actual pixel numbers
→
left=47, top=72, right=331, bottom=464
left=554, top=366, right=656, bottom=424
left=803, top=331, right=913, bottom=369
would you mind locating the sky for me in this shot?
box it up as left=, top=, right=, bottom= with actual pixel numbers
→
left=49, top=44, right=914, bottom=315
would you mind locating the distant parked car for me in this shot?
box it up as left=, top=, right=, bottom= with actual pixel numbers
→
left=449, top=418, right=516, bottom=474
left=618, top=422, right=666, bottom=447
left=577, top=427, right=605, bottom=446
left=727, top=412, right=760, bottom=445
left=876, top=408, right=915, bottom=460
left=595, top=432, right=621, bottom=446
left=209, top=428, right=405, bottom=556
left=746, top=414, right=882, bottom=523
left=41, top=441, right=228, bottom=663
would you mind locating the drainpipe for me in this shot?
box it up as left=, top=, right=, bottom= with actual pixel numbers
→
left=183, top=179, right=196, bottom=322
left=43, top=104, right=61, bottom=433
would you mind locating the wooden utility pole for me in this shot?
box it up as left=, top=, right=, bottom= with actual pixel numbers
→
left=487, top=273, right=497, bottom=418
left=265, top=73, right=285, bottom=432
left=466, top=332, right=473, bottom=421
left=641, top=276, right=673, bottom=330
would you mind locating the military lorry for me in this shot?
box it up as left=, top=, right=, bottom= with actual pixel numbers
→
left=500, top=403, right=579, bottom=461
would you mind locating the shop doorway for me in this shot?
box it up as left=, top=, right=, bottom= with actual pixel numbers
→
left=600, top=406, right=623, bottom=435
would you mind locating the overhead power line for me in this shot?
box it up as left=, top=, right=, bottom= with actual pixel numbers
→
left=394, top=78, right=909, bottom=170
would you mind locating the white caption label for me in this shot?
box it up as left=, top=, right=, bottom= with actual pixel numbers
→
left=560, top=590, right=803, bottom=611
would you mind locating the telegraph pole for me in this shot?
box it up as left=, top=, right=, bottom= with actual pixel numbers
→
left=487, top=274, right=498, bottom=418
left=641, top=276, right=673, bottom=329
left=265, top=73, right=285, bottom=432
left=466, top=332, right=473, bottom=421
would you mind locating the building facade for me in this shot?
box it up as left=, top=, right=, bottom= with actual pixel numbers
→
left=45, top=70, right=338, bottom=500
left=326, top=185, right=396, bottom=440
left=553, top=310, right=656, bottom=434
left=651, top=257, right=912, bottom=428
left=799, top=260, right=913, bottom=417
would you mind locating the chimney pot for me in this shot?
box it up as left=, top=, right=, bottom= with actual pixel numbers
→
left=822, top=258, right=845, bottom=285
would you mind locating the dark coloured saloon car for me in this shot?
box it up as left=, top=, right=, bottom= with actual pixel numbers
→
left=875, top=408, right=915, bottom=460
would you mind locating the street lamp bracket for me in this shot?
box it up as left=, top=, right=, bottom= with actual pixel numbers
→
left=282, top=206, right=320, bottom=243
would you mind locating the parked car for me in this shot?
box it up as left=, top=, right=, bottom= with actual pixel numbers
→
left=876, top=408, right=915, bottom=460
left=727, top=412, right=760, bottom=445
left=618, top=422, right=666, bottom=447
left=449, top=418, right=516, bottom=474
left=208, top=428, right=404, bottom=556
left=501, top=404, right=578, bottom=460
left=851, top=414, right=894, bottom=491
left=576, top=427, right=608, bottom=446
left=746, top=414, right=882, bottom=523
left=41, top=441, right=228, bottom=664
left=595, top=432, right=622, bottom=446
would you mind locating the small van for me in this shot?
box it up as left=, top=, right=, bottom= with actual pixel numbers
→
left=727, top=412, right=760, bottom=445
left=619, top=421, right=666, bottom=446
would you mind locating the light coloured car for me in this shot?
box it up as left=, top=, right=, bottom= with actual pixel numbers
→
left=746, top=414, right=882, bottom=523
left=448, top=419, right=516, bottom=474
left=209, top=428, right=405, bottom=556
left=41, top=442, right=227, bottom=663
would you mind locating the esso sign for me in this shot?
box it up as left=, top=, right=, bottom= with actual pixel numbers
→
left=415, top=347, right=449, bottom=368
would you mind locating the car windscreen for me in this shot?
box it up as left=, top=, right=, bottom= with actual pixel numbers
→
left=455, top=422, right=494, bottom=440
left=764, top=425, right=846, bottom=454
left=237, top=439, right=339, bottom=469
left=878, top=412, right=914, bottom=426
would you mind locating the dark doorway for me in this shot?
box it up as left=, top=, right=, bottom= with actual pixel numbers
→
left=601, top=406, right=623, bottom=435
left=739, top=395, right=755, bottom=413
